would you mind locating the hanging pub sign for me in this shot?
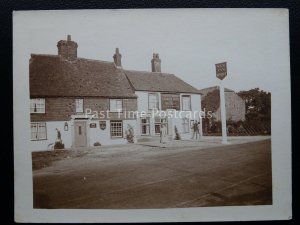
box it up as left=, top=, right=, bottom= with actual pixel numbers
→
left=99, top=121, right=106, bottom=130
left=90, top=123, right=97, bottom=128
left=215, top=62, right=227, bottom=80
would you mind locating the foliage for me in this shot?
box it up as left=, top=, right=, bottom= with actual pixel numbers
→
left=54, top=142, right=64, bottom=149
left=237, top=88, right=271, bottom=128
left=94, top=142, right=101, bottom=146
left=125, top=124, right=135, bottom=143
left=202, top=88, right=271, bottom=136
left=201, top=89, right=220, bottom=112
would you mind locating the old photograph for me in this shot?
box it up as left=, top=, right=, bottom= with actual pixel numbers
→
left=13, top=9, right=291, bottom=222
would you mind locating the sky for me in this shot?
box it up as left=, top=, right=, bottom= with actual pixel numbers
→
left=16, top=9, right=290, bottom=93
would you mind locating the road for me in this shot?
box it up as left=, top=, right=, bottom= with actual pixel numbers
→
left=33, top=139, right=272, bottom=209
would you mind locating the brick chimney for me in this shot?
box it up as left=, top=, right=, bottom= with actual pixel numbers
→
left=57, top=35, right=78, bottom=61
left=151, top=53, right=161, bottom=72
left=113, top=48, right=122, bottom=67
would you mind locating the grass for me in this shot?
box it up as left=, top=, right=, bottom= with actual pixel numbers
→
left=32, top=149, right=88, bottom=170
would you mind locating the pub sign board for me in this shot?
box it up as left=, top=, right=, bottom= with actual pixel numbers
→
left=215, top=62, right=227, bottom=80
left=90, top=123, right=97, bottom=128
left=99, top=121, right=106, bottom=130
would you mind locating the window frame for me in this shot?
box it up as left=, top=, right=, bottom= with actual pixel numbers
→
left=140, top=117, right=150, bottom=135
left=31, top=122, right=47, bottom=141
left=154, top=116, right=161, bottom=135
left=110, top=120, right=123, bottom=138
left=109, top=99, right=123, bottom=112
left=154, top=116, right=168, bottom=135
left=30, top=98, right=45, bottom=114
left=181, top=95, right=192, bottom=111
left=148, top=93, right=159, bottom=110
left=75, top=98, right=84, bottom=113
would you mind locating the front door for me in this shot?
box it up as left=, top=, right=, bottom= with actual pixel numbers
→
left=74, top=121, right=87, bottom=147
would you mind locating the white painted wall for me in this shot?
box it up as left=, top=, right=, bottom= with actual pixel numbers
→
left=135, top=91, right=202, bottom=140
left=30, top=119, right=138, bottom=151
left=30, top=121, right=72, bottom=151
left=89, top=119, right=137, bottom=146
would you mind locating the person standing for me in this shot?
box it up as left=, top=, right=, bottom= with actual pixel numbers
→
left=191, top=120, right=198, bottom=140
left=197, top=121, right=202, bottom=141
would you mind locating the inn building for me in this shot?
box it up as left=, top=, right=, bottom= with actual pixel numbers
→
left=30, top=35, right=202, bottom=151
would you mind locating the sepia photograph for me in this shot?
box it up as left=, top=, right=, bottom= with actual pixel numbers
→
left=13, top=9, right=291, bottom=222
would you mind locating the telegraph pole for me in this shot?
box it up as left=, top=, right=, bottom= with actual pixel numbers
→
left=215, top=62, right=228, bottom=144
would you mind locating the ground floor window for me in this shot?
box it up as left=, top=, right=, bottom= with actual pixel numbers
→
left=154, top=117, right=161, bottom=134
left=141, top=118, right=150, bottom=135
left=154, top=117, right=168, bottom=135
left=110, top=121, right=123, bottom=138
left=31, top=122, right=47, bottom=140
left=182, top=118, right=190, bottom=133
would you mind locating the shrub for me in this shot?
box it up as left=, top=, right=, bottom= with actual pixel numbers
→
left=54, top=142, right=64, bottom=149
left=125, top=124, right=135, bottom=143
left=94, top=142, right=101, bottom=146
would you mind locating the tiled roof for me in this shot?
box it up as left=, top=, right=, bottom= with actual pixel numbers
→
left=124, top=70, right=200, bottom=94
left=29, top=54, right=137, bottom=98
left=200, top=86, right=237, bottom=111
left=199, top=86, right=234, bottom=97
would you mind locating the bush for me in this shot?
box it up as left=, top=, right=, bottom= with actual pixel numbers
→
left=54, top=142, right=64, bottom=149
left=94, top=142, right=101, bottom=146
left=125, top=124, right=135, bottom=143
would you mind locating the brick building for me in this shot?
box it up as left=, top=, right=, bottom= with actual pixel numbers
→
left=30, top=35, right=202, bottom=151
left=199, top=86, right=246, bottom=122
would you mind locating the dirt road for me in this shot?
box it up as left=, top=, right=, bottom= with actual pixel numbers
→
left=33, top=139, right=272, bottom=208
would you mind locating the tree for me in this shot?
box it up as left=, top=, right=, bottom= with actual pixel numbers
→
left=237, top=88, right=271, bottom=127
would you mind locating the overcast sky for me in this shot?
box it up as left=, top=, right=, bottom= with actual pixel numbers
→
left=17, top=9, right=289, bottom=93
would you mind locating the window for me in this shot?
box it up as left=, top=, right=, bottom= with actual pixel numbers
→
left=30, top=98, right=45, bottom=113
left=141, top=118, right=150, bottom=135
left=31, top=122, right=47, bottom=140
left=182, top=95, right=191, bottom=111
left=148, top=93, right=159, bottom=110
left=154, top=117, right=161, bottom=134
left=75, top=99, right=84, bottom=113
left=110, top=121, right=123, bottom=137
left=110, top=99, right=123, bottom=112
left=182, top=118, right=190, bottom=133
left=154, top=117, right=168, bottom=134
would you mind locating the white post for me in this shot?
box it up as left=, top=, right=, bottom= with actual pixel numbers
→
left=219, top=82, right=228, bottom=144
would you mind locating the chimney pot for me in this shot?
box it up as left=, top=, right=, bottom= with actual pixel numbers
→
left=57, top=35, right=78, bottom=61
left=113, top=48, right=122, bottom=67
left=151, top=53, right=161, bottom=72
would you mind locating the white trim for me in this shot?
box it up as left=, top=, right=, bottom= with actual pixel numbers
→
left=110, top=99, right=123, bottom=112
left=30, top=98, right=45, bottom=114
left=30, top=122, right=47, bottom=140
left=75, top=98, right=84, bottom=113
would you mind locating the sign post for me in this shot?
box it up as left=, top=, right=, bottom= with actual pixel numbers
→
left=215, top=62, right=228, bottom=144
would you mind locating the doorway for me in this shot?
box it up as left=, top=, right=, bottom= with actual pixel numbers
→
left=74, top=121, right=87, bottom=147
